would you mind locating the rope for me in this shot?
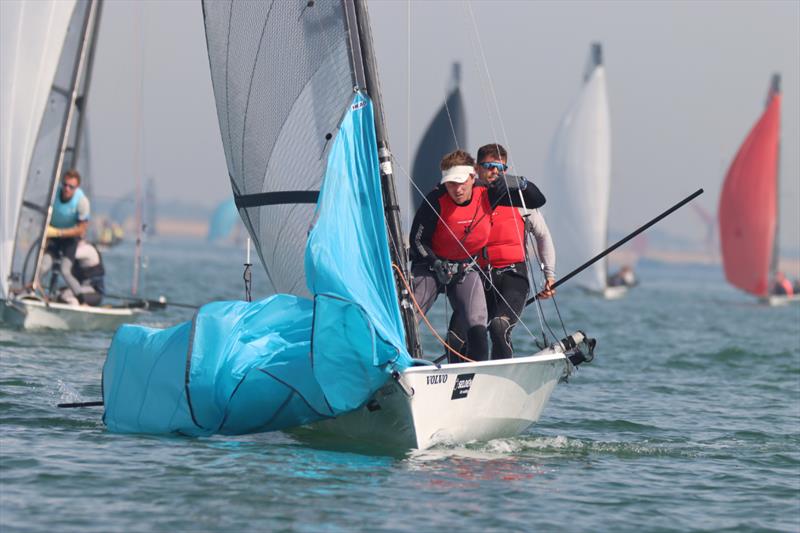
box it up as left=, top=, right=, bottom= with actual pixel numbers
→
left=392, top=263, right=475, bottom=363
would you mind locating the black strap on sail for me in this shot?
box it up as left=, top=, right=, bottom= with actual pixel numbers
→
left=234, top=191, right=320, bottom=208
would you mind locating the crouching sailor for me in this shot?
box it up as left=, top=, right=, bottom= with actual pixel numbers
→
left=41, top=240, right=106, bottom=306
left=409, top=149, right=546, bottom=362
left=42, top=169, right=91, bottom=303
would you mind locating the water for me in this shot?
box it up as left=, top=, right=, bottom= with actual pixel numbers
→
left=2, top=240, right=798, bottom=532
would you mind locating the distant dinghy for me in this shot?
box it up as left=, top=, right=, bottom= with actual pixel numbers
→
left=718, top=74, right=796, bottom=306
left=543, top=43, right=620, bottom=299
left=0, top=0, right=137, bottom=330
left=410, top=63, right=467, bottom=212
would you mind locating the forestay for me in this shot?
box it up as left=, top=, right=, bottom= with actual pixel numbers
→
left=0, top=0, right=77, bottom=299
left=543, top=44, right=611, bottom=293
left=102, top=0, right=412, bottom=435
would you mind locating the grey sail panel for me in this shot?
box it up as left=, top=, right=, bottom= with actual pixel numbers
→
left=411, top=66, right=466, bottom=212
left=8, top=0, right=94, bottom=291
left=202, top=0, right=357, bottom=297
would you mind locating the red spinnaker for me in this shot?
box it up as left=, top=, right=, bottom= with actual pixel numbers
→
left=718, top=92, right=781, bottom=296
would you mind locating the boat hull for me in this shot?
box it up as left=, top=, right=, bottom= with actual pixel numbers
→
left=580, top=285, right=628, bottom=300
left=2, top=297, right=136, bottom=330
left=759, top=294, right=800, bottom=307
left=305, top=350, right=569, bottom=450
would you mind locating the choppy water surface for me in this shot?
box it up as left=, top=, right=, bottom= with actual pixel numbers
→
left=2, top=240, right=798, bottom=532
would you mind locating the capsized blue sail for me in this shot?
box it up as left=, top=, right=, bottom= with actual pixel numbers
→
left=103, top=94, right=412, bottom=435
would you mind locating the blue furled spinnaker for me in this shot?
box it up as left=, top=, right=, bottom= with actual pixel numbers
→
left=102, top=94, right=412, bottom=435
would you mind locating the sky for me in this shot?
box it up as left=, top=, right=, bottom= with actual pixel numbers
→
left=87, top=0, right=799, bottom=255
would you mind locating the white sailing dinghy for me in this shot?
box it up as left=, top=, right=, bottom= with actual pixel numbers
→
left=98, top=0, right=594, bottom=451
left=1, top=0, right=136, bottom=330
left=544, top=43, right=624, bottom=299
left=718, top=74, right=797, bottom=307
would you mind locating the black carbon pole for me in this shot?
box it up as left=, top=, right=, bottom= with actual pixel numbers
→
left=526, top=188, right=705, bottom=306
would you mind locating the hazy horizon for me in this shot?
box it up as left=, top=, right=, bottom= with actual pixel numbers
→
left=85, top=0, right=799, bottom=256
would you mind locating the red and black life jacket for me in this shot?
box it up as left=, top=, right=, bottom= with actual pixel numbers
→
left=480, top=206, right=526, bottom=269
left=431, top=187, right=492, bottom=261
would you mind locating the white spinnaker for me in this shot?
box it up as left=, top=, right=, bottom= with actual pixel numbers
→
left=0, top=0, right=76, bottom=299
left=543, top=62, right=611, bottom=292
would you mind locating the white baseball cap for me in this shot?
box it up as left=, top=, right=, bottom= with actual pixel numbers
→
left=440, top=165, right=475, bottom=185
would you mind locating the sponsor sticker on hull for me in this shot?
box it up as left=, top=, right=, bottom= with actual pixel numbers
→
left=451, top=373, right=474, bottom=400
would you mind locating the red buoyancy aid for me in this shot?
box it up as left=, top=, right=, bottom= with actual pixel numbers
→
left=431, top=187, right=492, bottom=261
left=479, top=206, right=526, bottom=269
left=777, top=278, right=794, bottom=296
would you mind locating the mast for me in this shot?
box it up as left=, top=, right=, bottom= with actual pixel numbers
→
left=132, top=2, right=145, bottom=296
left=768, top=73, right=781, bottom=287
left=349, top=0, right=421, bottom=357
left=66, top=1, right=103, bottom=172
left=31, top=0, right=103, bottom=292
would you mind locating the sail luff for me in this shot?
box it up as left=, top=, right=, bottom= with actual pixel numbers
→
left=590, top=43, right=611, bottom=289
left=352, top=0, right=421, bottom=357
left=1, top=0, right=77, bottom=299
left=768, top=73, right=781, bottom=286
left=31, top=0, right=102, bottom=291
left=544, top=42, right=611, bottom=293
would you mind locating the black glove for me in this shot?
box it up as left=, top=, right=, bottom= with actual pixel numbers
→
left=494, top=174, right=528, bottom=194
left=432, top=259, right=454, bottom=285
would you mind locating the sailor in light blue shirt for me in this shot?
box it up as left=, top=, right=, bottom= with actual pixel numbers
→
left=44, top=169, right=91, bottom=303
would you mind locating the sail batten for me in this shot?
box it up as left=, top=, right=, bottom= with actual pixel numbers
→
left=718, top=77, right=781, bottom=297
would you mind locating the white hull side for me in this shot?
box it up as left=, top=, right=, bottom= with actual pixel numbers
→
left=306, top=350, right=569, bottom=450
left=602, top=286, right=628, bottom=300
left=580, top=285, right=628, bottom=300
left=2, top=297, right=135, bottom=330
left=759, top=294, right=800, bottom=307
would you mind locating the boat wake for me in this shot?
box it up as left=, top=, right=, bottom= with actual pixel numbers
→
left=410, top=433, right=699, bottom=462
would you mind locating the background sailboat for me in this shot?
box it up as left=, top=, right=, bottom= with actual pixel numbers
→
left=718, top=74, right=794, bottom=305
left=410, top=62, right=466, bottom=212
left=1, top=0, right=137, bottom=330
left=543, top=43, right=622, bottom=299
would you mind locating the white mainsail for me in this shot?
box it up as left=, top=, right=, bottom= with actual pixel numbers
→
left=544, top=43, right=611, bottom=293
left=0, top=0, right=77, bottom=299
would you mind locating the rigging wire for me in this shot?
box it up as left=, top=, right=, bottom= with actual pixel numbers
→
left=463, top=0, right=568, bottom=341
left=394, top=1, right=567, bottom=355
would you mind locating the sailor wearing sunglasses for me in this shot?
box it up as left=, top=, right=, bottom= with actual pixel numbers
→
left=43, top=169, right=91, bottom=304
left=409, top=149, right=546, bottom=362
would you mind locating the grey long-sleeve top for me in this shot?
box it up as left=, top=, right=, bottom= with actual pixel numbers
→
left=524, top=209, right=556, bottom=279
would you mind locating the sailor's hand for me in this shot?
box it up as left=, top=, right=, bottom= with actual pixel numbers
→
left=432, top=259, right=453, bottom=286
left=537, top=277, right=556, bottom=299
left=45, top=225, right=62, bottom=238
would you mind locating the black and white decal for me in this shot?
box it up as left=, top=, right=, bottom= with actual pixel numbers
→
left=451, top=373, right=474, bottom=400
